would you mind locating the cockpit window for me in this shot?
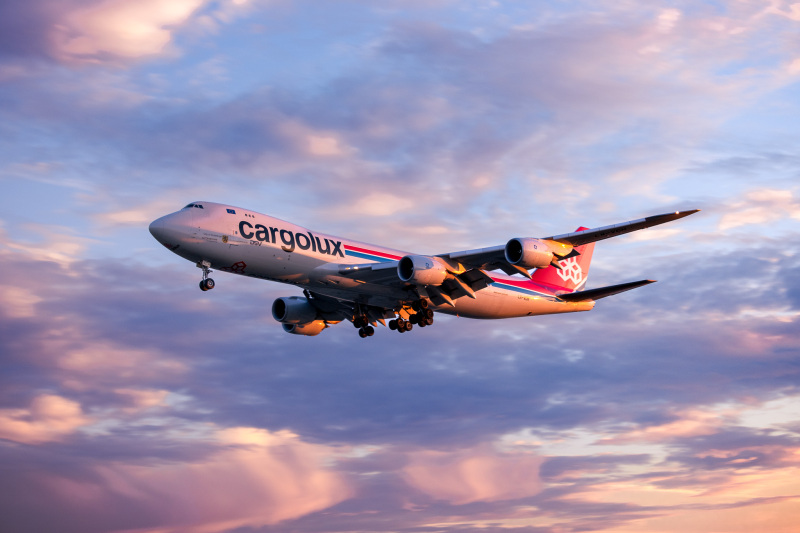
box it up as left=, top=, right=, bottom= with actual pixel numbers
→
left=183, top=203, right=204, bottom=209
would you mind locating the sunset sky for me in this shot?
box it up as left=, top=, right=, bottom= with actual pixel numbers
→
left=2, top=1, right=800, bottom=532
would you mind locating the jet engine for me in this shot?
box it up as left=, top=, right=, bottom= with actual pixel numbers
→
left=272, top=296, right=318, bottom=324
left=282, top=320, right=327, bottom=336
left=504, top=238, right=572, bottom=269
left=397, top=255, right=449, bottom=286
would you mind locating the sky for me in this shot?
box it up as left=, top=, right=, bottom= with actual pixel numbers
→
left=1, top=0, right=800, bottom=532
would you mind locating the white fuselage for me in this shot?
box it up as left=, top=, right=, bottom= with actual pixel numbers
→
left=149, top=202, right=595, bottom=319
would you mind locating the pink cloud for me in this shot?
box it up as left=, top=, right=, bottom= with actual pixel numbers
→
left=569, top=467, right=800, bottom=533
left=401, top=444, right=544, bottom=504
left=53, top=0, right=206, bottom=62
left=0, top=394, right=91, bottom=444
left=599, top=408, right=734, bottom=445
left=719, top=189, right=800, bottom=230
left=39, top=426, right=354, bottom=533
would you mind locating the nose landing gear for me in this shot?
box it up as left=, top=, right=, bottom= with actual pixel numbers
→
left=197, top=260, right=215, bottom=291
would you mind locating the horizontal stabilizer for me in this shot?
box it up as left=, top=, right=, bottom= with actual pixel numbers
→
left=558, top=279, right=656, bottom=302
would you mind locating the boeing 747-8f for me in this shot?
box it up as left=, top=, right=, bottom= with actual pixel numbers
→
left=149, top=203, right=698, bottom=338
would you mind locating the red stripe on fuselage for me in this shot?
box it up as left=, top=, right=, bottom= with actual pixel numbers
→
left=344, top=244, right=403, bottom=261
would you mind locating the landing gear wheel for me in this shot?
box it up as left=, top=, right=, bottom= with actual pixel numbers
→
left=358, top=328, right=368, bottom=338
left=197, top=261, right=214, bottom=291
left=425, top=316, right=434, bottom=326
left=396, top=318, right=406, bottom=332
left=365, top=325, right=375, bottom=336
left=389, top=320, right=398, bottom=331
left=411, top=299, right=429, bottom=311
left=404, top=322, right=413, bottom=332
left=409, top=314, right=419, bottom=324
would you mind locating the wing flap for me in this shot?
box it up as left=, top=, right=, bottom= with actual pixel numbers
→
left=557, top=279, right=656, bottom=302
left=306, top=290, right=397, bottom=326
left=336, top=261, right=402, bottom=285
left=333, top=260, right=495, bottom=301
left=443, top=244, right=506, bottom=268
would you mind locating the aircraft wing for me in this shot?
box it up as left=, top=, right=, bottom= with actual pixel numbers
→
left=542, top=210, right=700, bottom=247
left=439, top=210, right=700, bottom=273
left=331, top=210, right=698, bottom=306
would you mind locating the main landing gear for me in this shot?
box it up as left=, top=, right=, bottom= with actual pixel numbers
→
left=353, top=314, right=375, bottom=338
left=197, top=260, right=215, bottom=291
left=388, top=299, right=434, bottom=334
left=352, top=299, right=434, bottom=338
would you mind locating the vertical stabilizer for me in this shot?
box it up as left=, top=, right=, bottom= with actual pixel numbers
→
left=530, top=227, right=595, bottom=292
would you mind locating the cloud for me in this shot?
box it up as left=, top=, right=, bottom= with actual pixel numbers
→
left=0, top=193, right=798, bottom=532
left=3, top=0, right=798, bottom=252
left=0, top=0, right=202, bottom=63
left=402, top=444, right=544, bottom=504
left=0, top=285, right=42, bottom=318
left=0, top=0, right=261, bottom=65
left=0, top=0, right=64, bottom=59
left=56, top=0, right=206, bottom=62
left=351, top=193, right=416, bottom=217
left=599, top=408, right=735, bottom=445
left=0, top=394, right=91, bottom=444
left=3, top=1, right=800, bottom=531
left=763, top=0, right=800, bottom=22
left=307, top=134, right=350, bottom=156
left=0, top=424, right=353, bottom=533
left=107, top=389, right=173, bottom=417
left=0, top=224, right=94, bottom=268
left=88, top=426, right=353, bottom=532
left=719, top=188, right=800, bottom=230
left=57, top=342, right=187, bottom=381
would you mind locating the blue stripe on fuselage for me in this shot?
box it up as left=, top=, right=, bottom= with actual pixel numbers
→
left=345, top=250, right=395, bottom=262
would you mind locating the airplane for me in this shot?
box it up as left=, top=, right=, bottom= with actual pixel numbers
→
left=149, top=202, right=699, bottom=338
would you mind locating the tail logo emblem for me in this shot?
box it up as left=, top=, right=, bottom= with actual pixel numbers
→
left=556, top=257, right=583, bottom=285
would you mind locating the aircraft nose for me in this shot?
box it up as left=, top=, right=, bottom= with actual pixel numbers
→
left=149, top=216, right=169, bottom=244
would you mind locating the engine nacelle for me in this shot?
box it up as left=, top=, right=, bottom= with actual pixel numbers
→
left=397, top=255, right=449, bottom=286
left=282, top=320, right=327, bottom=336
left=272, top=296, right=318, bottom=324
left=505, top=238, right=571, bottom=269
